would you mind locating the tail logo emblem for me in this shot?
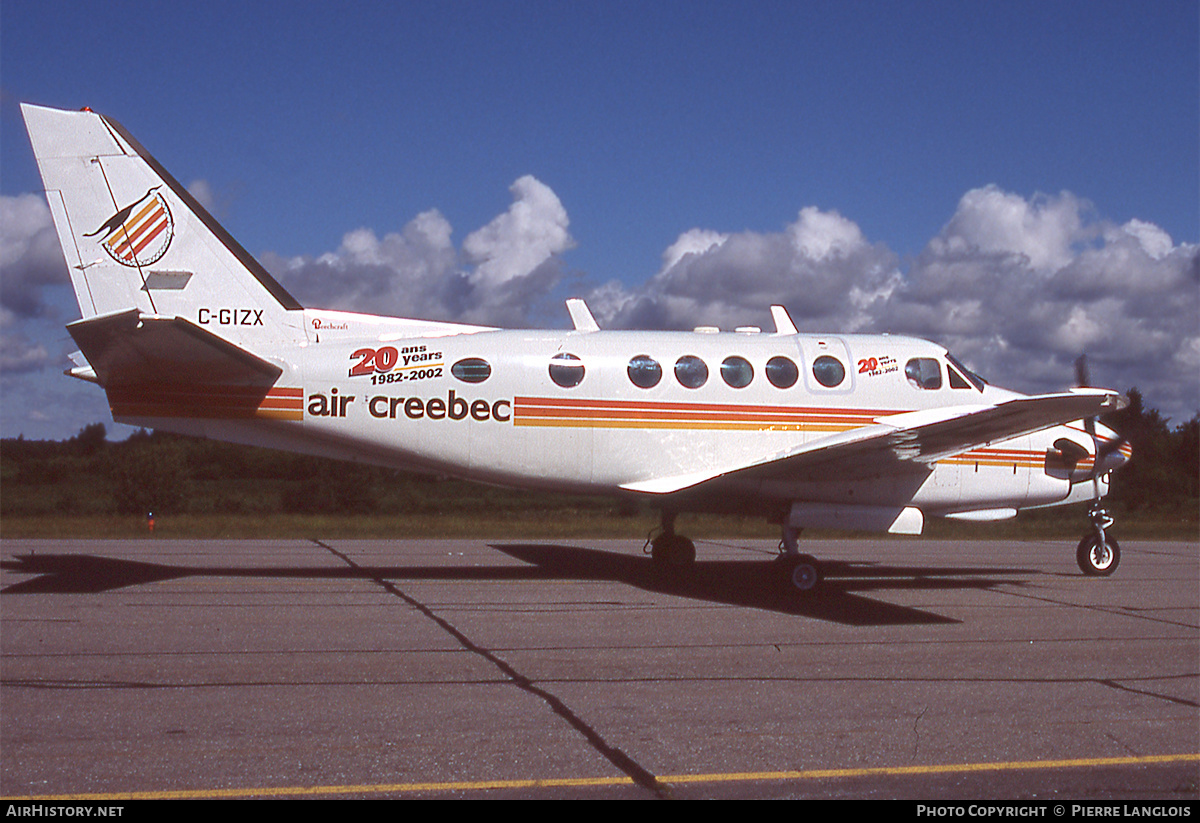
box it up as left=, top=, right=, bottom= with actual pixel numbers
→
left=85, top=188, right=174, bottom=267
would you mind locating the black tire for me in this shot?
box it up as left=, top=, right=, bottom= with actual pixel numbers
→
left=1076, top=534, right=1120, bottom=576
left=651, top=534, right=696, bottom=567
left=778, top=554, right=822, bottom=594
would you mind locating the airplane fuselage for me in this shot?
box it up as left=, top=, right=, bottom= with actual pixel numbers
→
left=128, top=308, right=1120, bottom=531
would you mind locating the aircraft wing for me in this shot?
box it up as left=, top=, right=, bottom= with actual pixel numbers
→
left=621, top=389, right=1127, bottom=494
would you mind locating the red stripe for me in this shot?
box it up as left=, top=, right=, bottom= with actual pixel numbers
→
left=110, top=205, right=166, bottom=256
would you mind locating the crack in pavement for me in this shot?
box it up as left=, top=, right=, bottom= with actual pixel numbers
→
left=310, top=539, right=670, bottom=799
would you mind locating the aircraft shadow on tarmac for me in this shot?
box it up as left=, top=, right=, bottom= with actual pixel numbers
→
left=0, top=544, right=1039, bottom=626
left=489, top=543, right=1033, bottom=625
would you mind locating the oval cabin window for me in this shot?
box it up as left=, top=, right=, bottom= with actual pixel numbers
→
left=812, top=355, right=846, bottom=388
left=720, top=356, right=753, bottom=388
left=765, top=356, right=798, bottom=389
left=627, top=355, right=662, bottom=389
left=674, top=355, right=708, bottom=389
left=549, top=353, right=585, bottom=388
left=451, top=358, right=491, bottom=384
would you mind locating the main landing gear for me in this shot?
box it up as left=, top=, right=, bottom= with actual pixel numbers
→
left=1076, top=500, right=1120, bottom=576
left=777, top=525, right=822, bottom=595
left=646, top=511, right=696, bottom=567
left=645, top=511, right=823, bottom=594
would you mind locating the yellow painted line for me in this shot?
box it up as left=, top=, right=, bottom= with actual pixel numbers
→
left=5, top=753, right=1196, bottom=800
left=3, top=775, right=636, bottom=800
left=659, top=753, right=1200, bottom=785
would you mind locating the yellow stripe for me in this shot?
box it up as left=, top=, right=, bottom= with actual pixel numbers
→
left=6, top=753, right=1195, bottom=800
left=392, top=361, right=445, bottom=372
left=661, top=752, right=1200, bottom=785
left=942, top=457, right=1044, bottom=467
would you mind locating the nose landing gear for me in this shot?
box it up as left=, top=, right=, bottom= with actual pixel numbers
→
left=1077, top=501, right=1120, bottom=576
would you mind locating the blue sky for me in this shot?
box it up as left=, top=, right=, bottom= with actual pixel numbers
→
left=2, top=0, right=1197, bottom=440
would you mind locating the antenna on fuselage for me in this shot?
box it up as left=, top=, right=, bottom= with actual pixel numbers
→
left=770, top=305, right=797, bottom=335
left=566, top=298, right=600, bottom=332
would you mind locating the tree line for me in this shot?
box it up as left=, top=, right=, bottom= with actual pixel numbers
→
left=1, top=388, right=1195, bottom=519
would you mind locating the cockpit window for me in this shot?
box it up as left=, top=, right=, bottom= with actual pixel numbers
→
left=627, top=354, right=662, bottom=389
left=945, top=353, right=986, bottom=391
left=720, top=356, right=753, bottom=388
left=549, top=353, right=585, bottom=388
left=905, top=358, right=942, bottom=390
left=947, top=367, right=971, bottom=389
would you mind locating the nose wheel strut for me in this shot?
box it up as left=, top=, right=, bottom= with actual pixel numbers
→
left=1077, top=500, right=1120, bottom=576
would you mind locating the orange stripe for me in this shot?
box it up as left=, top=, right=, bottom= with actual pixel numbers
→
left=257, top=397, right=303, bottom=409
left=515, top=406, right=868, bottom=423
left=512, top=396, right=899, bottom=431
left=111, top=402, right=303, bottom=422
left=514, top=418, right=849, bottom=432
left=108, top=198, right=160, bottom=240
left=108, top=385, right=304, bottom=421
left=107, top=201, right=164, bottom=254
left=129, top=217, right=167, bottom=257
left=113, top=207, right=165, bottom=255
left=515, top=396, right=889, bottom=417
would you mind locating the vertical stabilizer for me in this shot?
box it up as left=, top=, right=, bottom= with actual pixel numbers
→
left=21, top=104, right=304, bottom=350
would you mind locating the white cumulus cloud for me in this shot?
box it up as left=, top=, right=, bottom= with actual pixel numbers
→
left=590, top=205, right=901, bottom=334
left=265, top=175, right=573, bottom=328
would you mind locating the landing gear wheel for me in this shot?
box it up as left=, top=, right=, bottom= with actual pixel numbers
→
left=651, top=533, right=696, bottom=567
left=1076, top=533, right=1120, bottom=576
left=778, top=553, right=822, bottom=594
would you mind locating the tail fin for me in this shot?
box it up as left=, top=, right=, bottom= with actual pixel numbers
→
left=21, top=104, right=304, bottom=350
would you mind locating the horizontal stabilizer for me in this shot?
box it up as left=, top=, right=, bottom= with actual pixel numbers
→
left=67, top=309, right=282, bottom=388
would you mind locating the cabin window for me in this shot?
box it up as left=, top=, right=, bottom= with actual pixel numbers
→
left=765, top=356, right=798, bottom=389
left=905, top=358, right=942, bottom=390
left=627, top=355, right=662, bottom=389
left=812, top=355, right=846, bottom=388
left=674, top=355, right=708, bottom=389
left=549, top=353, right=585, bottom=388
left=451, top=357, right=491, bottom=384
left=720, top=356, right=753, bottom=388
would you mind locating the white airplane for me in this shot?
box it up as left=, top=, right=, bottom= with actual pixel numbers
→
left=21, top=103, right=1132, bottom=592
